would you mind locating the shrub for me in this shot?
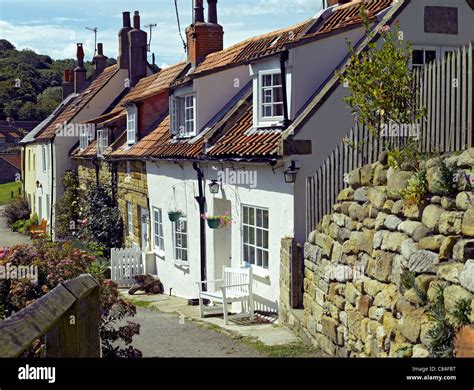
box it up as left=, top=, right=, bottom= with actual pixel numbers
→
left=1, top=197, right=30, bottom=227
left=1, top=240, right=142, bottom=358
left=433, top=160, right=458, bottom=197
left=78, top=183, right=123, bottom=255
left=400, top=169, right=428, bottom=206
left=55, top=171, right=80, bottom=240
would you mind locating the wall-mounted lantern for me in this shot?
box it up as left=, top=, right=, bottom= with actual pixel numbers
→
left=35, top=180, right=42, bottom=189
left=208, top=179, right=221, bottom=194
left=284, top=161, right=299, bottom=184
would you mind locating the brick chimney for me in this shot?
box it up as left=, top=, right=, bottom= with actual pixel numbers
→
left=93, top=43, right=108, bottom=79
left=127, top=11, right=148, bottom=87
left=118, top=11, right=132, bottom=70
left=74, top=43, right=87, bottom=93
left=62, top=69, right=74, bottom=100
left=186, top=0, right=224, bottom=67
left=326, top=0, right=351, bottom=7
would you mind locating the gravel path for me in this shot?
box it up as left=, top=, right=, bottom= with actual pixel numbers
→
left=0, top=205, right=32, bottom=247
left=122, top=307, right=262, bottom=358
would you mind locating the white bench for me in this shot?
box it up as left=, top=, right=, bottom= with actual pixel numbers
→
left=197, top=266, right=254, bottom=325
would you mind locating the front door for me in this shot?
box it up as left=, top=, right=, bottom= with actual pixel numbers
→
left=140, top=207, right=150, bottom=251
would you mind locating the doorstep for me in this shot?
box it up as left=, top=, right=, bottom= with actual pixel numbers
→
left=120, top=290, right=300, bottom=347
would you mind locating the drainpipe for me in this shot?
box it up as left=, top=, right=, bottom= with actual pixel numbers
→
left=192, top=162, right=207, bottom=290
left=49, top=140, right=54, bottom=236
left=279, top=50, right=291, bottom=129
left=92, top=159, right=100, bottom=185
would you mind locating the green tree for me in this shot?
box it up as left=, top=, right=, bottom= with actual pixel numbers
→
left=338, top=6, right=425, bottom=135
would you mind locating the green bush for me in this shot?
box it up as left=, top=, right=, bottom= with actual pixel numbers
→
left=1, top=197, right=30, bottom=227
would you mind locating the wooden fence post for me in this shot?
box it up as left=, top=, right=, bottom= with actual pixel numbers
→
left=45, top=275, right=101, bottom=357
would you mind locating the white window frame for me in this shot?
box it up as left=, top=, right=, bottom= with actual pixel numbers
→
left=126, top=106, right=137, bottom=145
left=242, top=205, right=270, bottom=270
left=97, top=128, right=109, bottom=157
left=127, top=202, right=133, bottom=236
left=170, top=94, right=196, bottom=138
left=173, top=218, right=188, bottom=265
left=153, top=207, right=165, bottom=254
left=41, top=145, right=47, bottom=172
left=46, top=194, right=50, bottom=221
left=258, top=70, right=284, bottom=125
left=79, top=127, right=91, bottom=150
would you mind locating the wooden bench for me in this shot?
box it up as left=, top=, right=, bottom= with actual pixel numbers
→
left=29, top=219, right=47, bottom=239
left=197, top=266, right=254, bottom=325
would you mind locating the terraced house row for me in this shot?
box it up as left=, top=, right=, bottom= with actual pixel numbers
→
left=21, top=0, right=474, bottom=311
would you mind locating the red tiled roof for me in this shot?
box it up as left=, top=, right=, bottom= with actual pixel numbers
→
left=185, top=0, right=394, bottom=79
left=36, top=65, right=119, bottom=140
left=0, top=154, right=21, bottom=170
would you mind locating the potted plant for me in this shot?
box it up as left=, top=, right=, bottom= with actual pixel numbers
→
left=168, top=210, right=183, bottom=222
left=202, top=212, right=233, bottom=229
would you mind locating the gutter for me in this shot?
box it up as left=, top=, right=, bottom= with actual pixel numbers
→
left=49, top=140, right=54, bottom=236
left=192, top=162, right=207, bottom=290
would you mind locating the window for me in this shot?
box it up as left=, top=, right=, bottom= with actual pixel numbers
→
left=153, top=207, right=165, bottom=252
left=126, top=106, right=137, bottom=145
left=28, top=150, right=31, bottom=171
left=79, top=127, right=92, bottom=150
left=127, top=202, right=133, bottom=236
left=260, top=71, right=284, bottom=121
left=0, top=137, right=5, bottom=145
left=41, top=145, right=47, bottom=172
left=171, top=94, right=195, bottom=137
left=174, top=219, right=188, bottom=263
left=412, top=49, right=437, bottom=68
left=242, top=205, right=269, bottom=269
left=97, top=129, right=109, bottom=156
left=38, top=196, right=42, bottom=220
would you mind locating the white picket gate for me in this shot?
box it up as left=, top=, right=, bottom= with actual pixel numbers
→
left=110, top=247, right=143, bottom=287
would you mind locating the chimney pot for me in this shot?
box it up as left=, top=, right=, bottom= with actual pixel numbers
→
left=194, top=0, right=205, bottom=23
left=133, top=11, right=140, bottom=29
left=93, top=42, right=108, bottom=79
left=207, top=0, right=218, bottom=24
left=97, top=42, right=104, bottom=55
left=123, top=11, right=131, bottom=27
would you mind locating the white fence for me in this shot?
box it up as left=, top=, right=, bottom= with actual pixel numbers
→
left=110, top=247, right=144, bottom=287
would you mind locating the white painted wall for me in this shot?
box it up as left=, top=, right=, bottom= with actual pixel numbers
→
left=146, top=160, right=294, bottom=311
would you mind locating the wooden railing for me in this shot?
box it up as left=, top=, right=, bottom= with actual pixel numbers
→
left=0, top=274, right=101, bottom=358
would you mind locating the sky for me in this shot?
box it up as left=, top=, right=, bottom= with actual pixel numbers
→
left=0, top=0, right=324, bottom=67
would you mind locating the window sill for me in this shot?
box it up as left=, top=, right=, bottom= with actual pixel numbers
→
left=154, top=249, right=165, bottom=259
left=174, top=261, right=189, bottom=270
left=256, top=120, right=284, bottom=129
left=245, top=263, right=270, bottom=279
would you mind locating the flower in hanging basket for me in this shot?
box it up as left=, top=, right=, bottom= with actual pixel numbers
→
left=168, top=210, right=183, bottom=222
left=201, top=212, right=233, bottom=229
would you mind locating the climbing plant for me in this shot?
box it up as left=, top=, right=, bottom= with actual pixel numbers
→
left=55, top=170, right=81, bottom=240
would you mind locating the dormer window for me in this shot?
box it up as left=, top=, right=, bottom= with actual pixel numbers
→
left=126, top=105, right=137, bottom=145
left=79, top=127, right=93, bottom=150
left=97, top=128, right=109, bottom=157
left=171, top=94, right=196, bottom=138
left=259, top=71, right=284, bottom=123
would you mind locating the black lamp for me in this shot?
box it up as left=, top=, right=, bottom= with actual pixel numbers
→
left=284, top=161, right=299, bottom=184
left=35, top=180, right=42, bottom=189
left=208, top=179, right=221, bottom=194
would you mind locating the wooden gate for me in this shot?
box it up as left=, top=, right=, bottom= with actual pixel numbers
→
left=111, top=247, right=143, bottom=287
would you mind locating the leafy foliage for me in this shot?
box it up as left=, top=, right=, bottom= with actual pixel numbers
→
left=0, top=240, right=142, bottom=358
left=0, top=39, right=96, bottom=121
left=55, top=171, right=81, bottom=240
left=426, top=284, right=472, bottom=358
left=400, top=270, right=428, bottom=306
left=338, top=6, right=425, bottom=136
left=78, top=183, right=123, bottom=254
left=11, top=214, right=38, bottom=235
left=1, top=197, right=30, bottom=227
left=386, top=139, right=423, bottom=171
left=433, top=160, right=458, bottom=197
left=400, top=169, right=428, bottom=206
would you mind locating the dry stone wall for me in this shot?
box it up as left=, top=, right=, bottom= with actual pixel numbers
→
left=301, top=148, right=474, bottom=357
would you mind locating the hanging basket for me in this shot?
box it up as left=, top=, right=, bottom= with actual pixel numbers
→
left=168, top=211, right=183, bottom=222
left=207, top=218, right=222, bottom=229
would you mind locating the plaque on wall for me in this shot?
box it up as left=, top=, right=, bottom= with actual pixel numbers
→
left=424, top=6, right=459, bottom=35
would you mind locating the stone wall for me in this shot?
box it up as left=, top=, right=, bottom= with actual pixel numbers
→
left=75, top=159, right=113, bottom=192
left=117, top=160, right=148, bottom=248
left=298, top=148, right=474, bottom=357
